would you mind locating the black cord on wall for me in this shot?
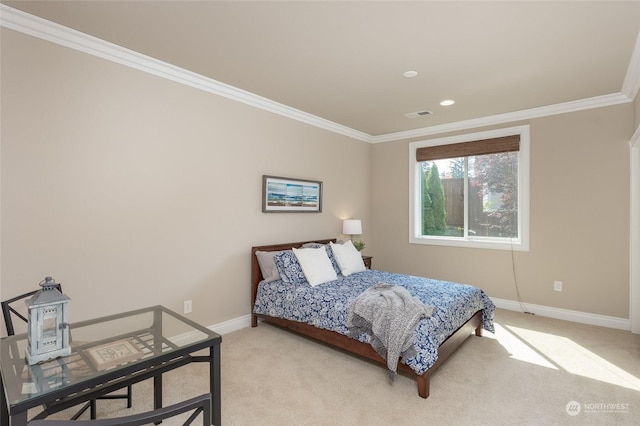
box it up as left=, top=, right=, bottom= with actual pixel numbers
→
left=511, top=238, right=534, bottom=315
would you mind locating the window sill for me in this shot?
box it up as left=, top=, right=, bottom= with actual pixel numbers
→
left=409, top=235, right=529, bottom=252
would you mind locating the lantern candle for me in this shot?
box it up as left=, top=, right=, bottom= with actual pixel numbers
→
left=25, top=277, right=71, bottom=365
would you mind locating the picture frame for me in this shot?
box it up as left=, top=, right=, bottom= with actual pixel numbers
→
left=262, top=175, right=323, bottom=213
left=85, top=339, right=143, bottom=371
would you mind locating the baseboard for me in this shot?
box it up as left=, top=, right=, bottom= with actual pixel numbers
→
left=166, top=315, right=251, bottom=345
left=491, top=297, right=630, bottom=331
left=208, top=314, right=252, bottom=335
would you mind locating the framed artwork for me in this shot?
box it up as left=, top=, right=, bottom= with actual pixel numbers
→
left=85, top=339, right=143, bottom=371
left=262, top=175, right=323, bottom=213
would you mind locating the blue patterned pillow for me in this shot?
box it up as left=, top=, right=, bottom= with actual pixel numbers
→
left=302, top=243, right=341, bottom=276
left=274, top=250, right=308, bottom=284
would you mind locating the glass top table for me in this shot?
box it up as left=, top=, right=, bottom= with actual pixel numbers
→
left=1, top=305, right=221, bottom=425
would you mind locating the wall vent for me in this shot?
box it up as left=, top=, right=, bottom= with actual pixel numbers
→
left=403, top=110, right=433, bottom=119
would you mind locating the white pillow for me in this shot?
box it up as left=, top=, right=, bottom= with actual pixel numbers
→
left=330, top=241, right=366, bottom=276
left=292, top=247, right=337, bottom=286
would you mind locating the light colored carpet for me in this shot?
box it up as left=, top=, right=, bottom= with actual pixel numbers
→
left=42, top=309, right=640, bottom=425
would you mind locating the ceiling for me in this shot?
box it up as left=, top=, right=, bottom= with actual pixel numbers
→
left=4, top=1, right=640, bottom=139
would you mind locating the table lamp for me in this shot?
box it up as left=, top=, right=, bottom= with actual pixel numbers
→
left=342, top=219, right=362, bottom=241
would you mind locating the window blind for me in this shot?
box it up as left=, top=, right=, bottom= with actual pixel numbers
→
left=416, top=135, right=520, bottom=162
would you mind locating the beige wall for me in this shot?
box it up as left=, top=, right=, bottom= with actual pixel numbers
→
left=1, top=25, right=634, bottom=331
left=0, top=29, right=371, bottom=330
left=371, top=105, right=632, bottom=318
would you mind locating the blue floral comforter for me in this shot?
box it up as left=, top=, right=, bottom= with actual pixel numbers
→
left=253, top=269, right=495, bottom=375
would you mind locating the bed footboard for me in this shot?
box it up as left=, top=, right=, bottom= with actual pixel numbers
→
left=398, top=309, right=483, bottom=398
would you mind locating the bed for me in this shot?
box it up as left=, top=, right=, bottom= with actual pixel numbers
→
left=250, top=238, right=495, bottom=398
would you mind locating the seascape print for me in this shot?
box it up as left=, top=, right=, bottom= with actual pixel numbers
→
left=267, top=182, right=318, bottom=207
left=263, top=176, right=322, bottom=212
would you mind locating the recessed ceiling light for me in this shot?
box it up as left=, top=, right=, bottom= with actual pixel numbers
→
left=440, top=99, right=455, bottom=106
left=403, top=70, right=418, bottom=78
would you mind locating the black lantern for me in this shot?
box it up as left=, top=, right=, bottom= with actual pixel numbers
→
left=26, top=277, right=71, bottom=365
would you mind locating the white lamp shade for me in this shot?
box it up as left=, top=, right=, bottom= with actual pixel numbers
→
left=342, top=219, right=362, bottom=235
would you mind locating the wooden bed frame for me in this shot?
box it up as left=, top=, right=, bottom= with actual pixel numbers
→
left=250, top=238, right=484, bottom=399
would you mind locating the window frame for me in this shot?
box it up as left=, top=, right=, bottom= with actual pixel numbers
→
left=409, top=125, right=530, bottom=251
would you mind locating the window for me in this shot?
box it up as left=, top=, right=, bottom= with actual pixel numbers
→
left=409, top=125, right=529, bottom=251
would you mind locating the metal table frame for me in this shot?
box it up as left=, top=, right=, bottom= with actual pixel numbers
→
left=1, top=305, right=221, bottom=425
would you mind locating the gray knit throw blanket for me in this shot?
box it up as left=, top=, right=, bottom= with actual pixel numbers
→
left=347, top=283, right=435, bottom=380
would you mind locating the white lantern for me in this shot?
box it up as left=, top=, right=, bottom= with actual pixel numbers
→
left=26, top=277, right=71, bottom=365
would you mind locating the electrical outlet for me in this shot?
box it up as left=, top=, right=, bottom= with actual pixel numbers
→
left=183, top=300, right=192, bottom=314
left=554, top=281, right=563, bottom=292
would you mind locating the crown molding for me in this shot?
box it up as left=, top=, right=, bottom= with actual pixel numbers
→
left=372, top=93, right=632, bottom=143
left=0, top=4, right=373, bottom=143
left=2, top=4, right=637, bottom=145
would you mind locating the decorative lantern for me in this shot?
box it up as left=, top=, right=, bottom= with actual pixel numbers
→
left=25, top=277, right=71, bottom=365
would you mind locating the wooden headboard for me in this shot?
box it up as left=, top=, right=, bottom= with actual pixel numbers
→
left=250, top=238, right=336, bottom=327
